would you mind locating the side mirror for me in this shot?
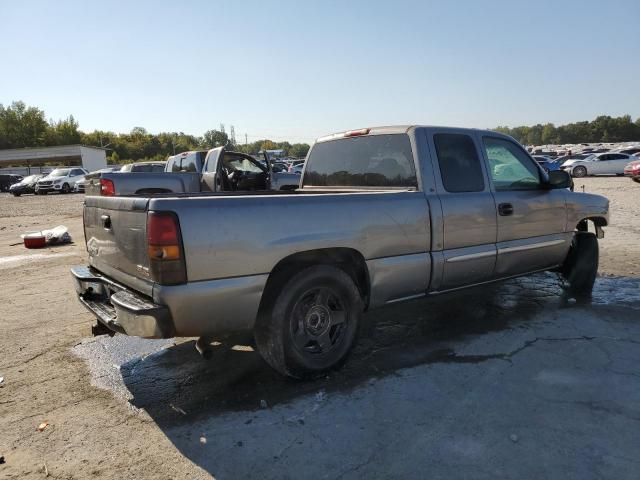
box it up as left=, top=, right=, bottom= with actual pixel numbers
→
left=546, top=170, right=572, bottom=189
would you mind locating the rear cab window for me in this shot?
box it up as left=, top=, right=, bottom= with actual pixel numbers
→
left=302, top=134, right=418, bottom=188
left=433, top=133, right=485, bottom=192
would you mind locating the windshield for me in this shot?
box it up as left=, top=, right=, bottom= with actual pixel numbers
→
left=49, top=168, right=71, bottom=177
left=22, top=175, right=38, bottom=182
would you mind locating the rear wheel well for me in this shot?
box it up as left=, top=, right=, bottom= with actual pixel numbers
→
left=259, top=248, right=370, bottom=313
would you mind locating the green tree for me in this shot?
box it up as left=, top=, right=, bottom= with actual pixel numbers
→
left=201, top=129, right=229, bottom=148
left=0, top=101, right=49, bottom=148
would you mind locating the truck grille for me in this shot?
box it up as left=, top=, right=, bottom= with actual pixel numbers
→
left=39, top=181, right=53, bottom=186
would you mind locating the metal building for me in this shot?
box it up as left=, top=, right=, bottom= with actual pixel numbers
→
left=0, top=145, right=108, bottom=175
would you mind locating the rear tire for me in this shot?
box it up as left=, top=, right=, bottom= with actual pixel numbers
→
left=572, top=166, right=587, bottom=178
left=254, top=265, right=362, bottom=378
left=561, top=232, right=599, bottom=298
left=12, top=192, right=20, bottom=197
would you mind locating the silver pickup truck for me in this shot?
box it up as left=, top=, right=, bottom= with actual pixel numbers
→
left=71, top=126, right=609, bottom=378
left=85, top=148, right=300, bottom=196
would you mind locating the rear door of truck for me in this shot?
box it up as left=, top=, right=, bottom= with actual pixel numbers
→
left=84, top=195, right=154, bottom=296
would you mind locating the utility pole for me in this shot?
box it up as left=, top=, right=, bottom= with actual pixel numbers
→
left=245, top=133, right=248, bottom=145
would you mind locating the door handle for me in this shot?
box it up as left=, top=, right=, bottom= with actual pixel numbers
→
left=498, top=203, right=514, bottom=216
left=101, top=214, right=112, bottom=230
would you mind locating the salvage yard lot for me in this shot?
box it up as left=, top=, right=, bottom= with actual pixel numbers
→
left=1, top=178, right=639, bottom=479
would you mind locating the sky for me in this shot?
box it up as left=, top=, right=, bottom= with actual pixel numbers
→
left=1, top=0, right=639, bottom=144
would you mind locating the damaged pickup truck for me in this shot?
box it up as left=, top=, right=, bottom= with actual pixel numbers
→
left=71, top=126, right=609, bottom=378
left=85, top=147, right=300, bottom=196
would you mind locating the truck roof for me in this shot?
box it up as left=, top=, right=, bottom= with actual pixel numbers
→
left=315, top=125, right=502, bottom=143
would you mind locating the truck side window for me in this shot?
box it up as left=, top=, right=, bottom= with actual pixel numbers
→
left=433, top=134, right=484, bottom=192
left=302, top=134, right=418, bottom=188
left=182, top=155, right=198, bottom=172
left=483, top=137, right=540, bottom=191
left=168, top=158, right=181, bottom=172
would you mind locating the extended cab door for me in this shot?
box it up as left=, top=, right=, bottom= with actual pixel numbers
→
left=201, top=147, right=225, bottom=192
left=427, top=130, right=497, bottom=290
left=480, top=136, right=570, bottom=277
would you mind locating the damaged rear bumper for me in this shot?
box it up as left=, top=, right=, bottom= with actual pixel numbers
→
left=70, top=266, right=174, bottom=338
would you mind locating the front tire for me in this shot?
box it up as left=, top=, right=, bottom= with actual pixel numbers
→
left=61, top=183, right=70, bottom=194
left=254, top=265, right=362, bottom=378
left=561, top=232, right=599, bottom=298
left=572, top=166, right=587, bottom=178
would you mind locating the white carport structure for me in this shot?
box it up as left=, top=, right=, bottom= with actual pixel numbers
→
left=0, top=145, right=108, bottom=175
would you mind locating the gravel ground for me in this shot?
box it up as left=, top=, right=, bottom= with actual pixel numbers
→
left=0, top=177, right=638, bottom=479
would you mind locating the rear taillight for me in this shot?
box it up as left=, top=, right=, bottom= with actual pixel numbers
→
left=100, top=178, right=115, bottom=196
left=147, top=211, right=186, bottom=285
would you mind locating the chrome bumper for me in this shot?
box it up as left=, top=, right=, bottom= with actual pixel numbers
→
left=70, top=266, right=174, bottom=338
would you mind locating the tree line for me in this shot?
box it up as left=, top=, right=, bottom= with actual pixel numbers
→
left=2, top=101, right=640, bottom=162
left=495, top=115, right=640, bottom=146
left=0, top=101, right=310, bottom=163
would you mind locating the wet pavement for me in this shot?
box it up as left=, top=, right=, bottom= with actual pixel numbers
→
left=73, top=273, right=640, bottom=479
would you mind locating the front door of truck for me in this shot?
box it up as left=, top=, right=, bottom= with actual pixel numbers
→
left=428, top=130, right=497, bottom=290
left=481, top=136, right=570, bottom=277
left=201, top=147, right=225, bottom=192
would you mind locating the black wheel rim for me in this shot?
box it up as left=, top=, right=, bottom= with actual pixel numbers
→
left=290, top=287, right=348, bottom=356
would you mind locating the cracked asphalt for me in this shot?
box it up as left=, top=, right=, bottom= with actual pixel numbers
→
left=1, top=177, right=639, bottom=479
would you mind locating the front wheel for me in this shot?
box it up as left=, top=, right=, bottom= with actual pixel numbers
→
left=61, top=183, right=70, bottom=194
left=561, top=232, right=599, bottom=298
left=254, top=265, right=362, bottom=378
left=572, top=166, right=587, bottom=178
left=12, top=192, right=21, bottom=197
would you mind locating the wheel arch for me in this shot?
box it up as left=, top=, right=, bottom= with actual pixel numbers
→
left=258, top=248, right=371, bottom=314
left=576, top=216, right=607, bottom=237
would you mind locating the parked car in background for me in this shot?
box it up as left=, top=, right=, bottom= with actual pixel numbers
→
left=36, top=167, right=89, bottom=194
left=616, top=147, right=640, bottom=155
left=0, top=174, right=23, bottom=192
left=532, top=156, right=561, bottom=172
left=560, top=153, right=636, bottom=177
left=624, top=160, right=640, bottom=183
left=120, top=161, right=166, bottom=173
left=288, top=160, right=306, bottom=174
left=75, top=168, right=120, bottom=193
left=554, top=153, right=591, bottom=164
left=8, top=174, right=44, bottom=196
